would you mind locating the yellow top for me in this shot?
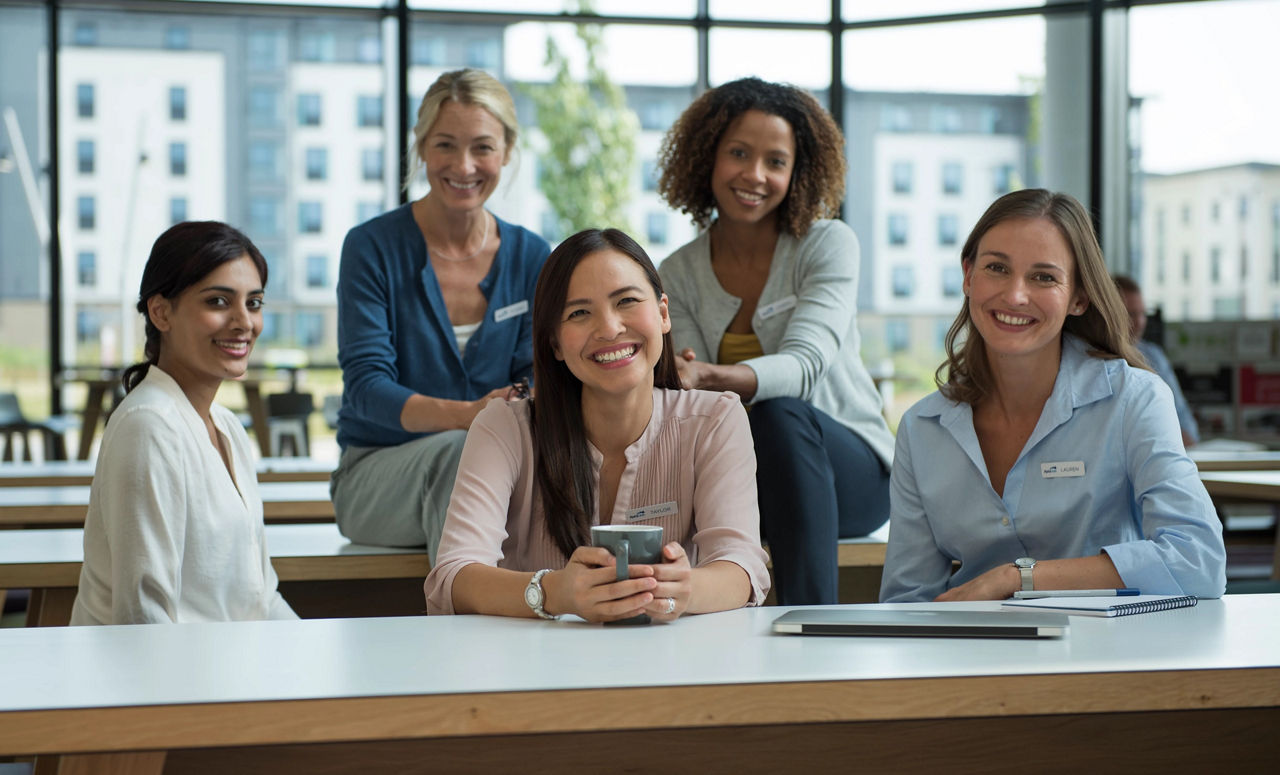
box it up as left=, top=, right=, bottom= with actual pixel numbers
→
left=717, top=331, right=765, bottom=365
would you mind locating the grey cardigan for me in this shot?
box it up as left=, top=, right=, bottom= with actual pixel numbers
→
left=659, top=219, right=895, bottom=468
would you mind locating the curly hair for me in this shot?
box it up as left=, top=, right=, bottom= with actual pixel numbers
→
left=657, top=78, right=845, bottom=237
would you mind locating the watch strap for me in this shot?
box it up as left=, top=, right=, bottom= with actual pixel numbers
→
left=526, top=568, right=558, bottom=620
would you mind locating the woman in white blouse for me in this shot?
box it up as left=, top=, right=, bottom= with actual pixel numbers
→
left=71, top=221, right=296, bottom=625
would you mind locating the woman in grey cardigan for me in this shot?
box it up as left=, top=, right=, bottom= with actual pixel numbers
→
left=656, top=78, right=894, bottom=605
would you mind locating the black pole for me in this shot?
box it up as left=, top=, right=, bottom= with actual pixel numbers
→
left=1088, top=0, right=1104, bottom=239
left=397, top=0, right=410, bottom=205
left=47, top=0, right=63, bottom=414
left=695, top=0, right=708, bottom=93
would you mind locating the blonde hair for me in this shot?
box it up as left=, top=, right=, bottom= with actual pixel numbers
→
left=404, top=68, right=519, bottom=191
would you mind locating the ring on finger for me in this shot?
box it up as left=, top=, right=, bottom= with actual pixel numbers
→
left=664, top=596, right=676, bottom=615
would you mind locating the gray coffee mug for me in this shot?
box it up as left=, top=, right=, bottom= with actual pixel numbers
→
left=591, top=524, right=664, bottom=625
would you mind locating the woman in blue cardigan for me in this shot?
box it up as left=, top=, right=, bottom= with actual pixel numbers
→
left=656, top=78, right=894, bottom=605
left=332, top=69, right=549, bottom=558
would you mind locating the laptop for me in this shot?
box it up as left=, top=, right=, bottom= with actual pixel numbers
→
left=771, top=608, right=1069, bottom=639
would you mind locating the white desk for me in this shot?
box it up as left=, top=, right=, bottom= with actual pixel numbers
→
left=1, top=596, right=1277, bottom=773
left=1190, top=449, right=1280, bottom=471
left=0, top=457, right=333, bottom=487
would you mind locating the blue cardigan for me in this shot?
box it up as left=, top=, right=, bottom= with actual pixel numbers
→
left=336, top=205, right=550, bottom=450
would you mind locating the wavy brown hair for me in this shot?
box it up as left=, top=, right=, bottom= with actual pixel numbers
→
left=657, top=77, right=845, bottom=238
left=530, top=229, right=681, bottom=560
left=937, top=189, right=1143, bottom=406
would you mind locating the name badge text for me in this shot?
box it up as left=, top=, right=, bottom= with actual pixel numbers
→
left=625, top=501, right=678, bottom=522
left=756, top=295, right=797, bottom=321
left=493, top=300, right=529, bottom=322
left=1041, top=461, right=1085, bottom=479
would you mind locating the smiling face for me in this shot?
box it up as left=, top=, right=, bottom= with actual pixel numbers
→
left=710, top=109, right=795, bottom=229
left=150, top=254, right=264, bottom=398
left=554, top=249, right=671, bottom=402
left=963, top=216, right=1088, bottom=368
left=422, top=100, right=509, bottom=212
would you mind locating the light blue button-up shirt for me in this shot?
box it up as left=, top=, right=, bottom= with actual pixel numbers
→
left=880, top=335, right=1226, bottom=602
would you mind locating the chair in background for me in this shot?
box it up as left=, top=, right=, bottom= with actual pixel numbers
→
left=266, top=392, right=314, bottom=458
left=0, top=393, right=72, bottom=462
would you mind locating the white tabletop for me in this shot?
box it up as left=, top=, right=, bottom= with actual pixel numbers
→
left=2, top=595, right=1277, bottom=714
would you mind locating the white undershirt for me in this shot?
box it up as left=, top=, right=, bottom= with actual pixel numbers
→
left=453, top=320, right=481, bottom=353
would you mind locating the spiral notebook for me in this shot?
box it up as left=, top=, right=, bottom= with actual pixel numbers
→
left=1002, top=594, right=1198, bottom=617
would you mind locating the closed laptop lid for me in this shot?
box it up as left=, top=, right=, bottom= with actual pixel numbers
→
left=772, top=608, right=1068, bottom=639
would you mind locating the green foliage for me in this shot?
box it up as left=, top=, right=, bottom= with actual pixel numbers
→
left=522, top=1, right=638, bottom=239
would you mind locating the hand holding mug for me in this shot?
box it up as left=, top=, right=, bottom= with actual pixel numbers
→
left=548, top=545, right=656, bottom=623
left=644, top=542, right=692, bottom=622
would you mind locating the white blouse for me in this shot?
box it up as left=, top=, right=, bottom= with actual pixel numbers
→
left=70, top=367, right=296, bottom=625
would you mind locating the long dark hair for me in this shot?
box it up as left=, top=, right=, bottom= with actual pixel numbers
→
left=121, top=221, right=268, bottom=393
left=937, top=189, right=1142, bottom=405
left=530, top=228, right=681, bottom=559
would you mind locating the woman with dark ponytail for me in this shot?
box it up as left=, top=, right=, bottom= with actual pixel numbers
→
left=71, top=221, right=297, bottom=625
left=425, top=229, right=769, bottom=622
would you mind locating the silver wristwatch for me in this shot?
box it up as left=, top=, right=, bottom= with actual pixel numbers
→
left=1014, top=557, right=1037, bottom=592
left=524, top=568, right=557, bottom=620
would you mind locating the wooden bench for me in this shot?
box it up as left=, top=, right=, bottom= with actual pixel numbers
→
left=0, top=480, right=334, bottom=528
left=0, top=523, right=430, bottom=626
left=0, top=457, right=334, bottom=487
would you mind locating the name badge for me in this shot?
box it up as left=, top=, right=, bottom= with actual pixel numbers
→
left=625, top=501, right=678, bottom=522
left=1041, top=461, right=1085, bottom=479
left=756, top=295, right=797, bottom=321
left=493, top=299, right=529, bottom=323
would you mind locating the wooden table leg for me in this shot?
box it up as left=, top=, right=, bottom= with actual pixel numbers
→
left=242, top=380, right=271, bottom=458
left=76, top=383, right=108, bottom=461
left=26, top=588, right=77, bottom=627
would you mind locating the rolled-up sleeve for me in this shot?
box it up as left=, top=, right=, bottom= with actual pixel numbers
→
left=879, top=414, right=954, bottom=603
left=689, top=393, right=771, bottom=605
left=1104, top=378, right=1226, bottom=597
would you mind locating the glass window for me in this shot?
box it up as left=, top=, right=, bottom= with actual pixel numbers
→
left=465, top=38, right=500, bottom=69
left=647, top=212, right=668, bottom=246
left=297, top=93, right=322, bottom=127
left=357, top=201, right=383, bottom=224
left=296, top=311, right=325, bottom=347
left=412, top=37, right=445, bottom=66
left=77, top=251, right=96, bottom=286
left=361, top=148, right=383, bottom=182
left=642, top=159, right=659, bottom=192
left=306, top=255, right=328, bottom=288
left=938, top=213, right=959, bottom=247
left=886, top=319, right=910, bottom=353
left=299, top=31, right=336, bottom=62
left=930, top=105, right=963, bottom=133
left=892, top=265, right=914, bottom=297
left=169, top=86, right=187, bottom=121
left=891, top=161, right=913, bottom=195
left=170, top=197, right=188, bottom=225
left=710, top=28, right=829, bottom=89
left=357, top=35, right=382, bottom=64
left=76, top=139, right=94, bottom=175
left=249, top=197, right=281, bottom=238
left=942, top=265, right=964, bottom=297
left=248, top=29, right=284, bottom=71
left=357, top=95, right=383, bottom=128
left=305, top=147, right=328, bottom=181
left=249, top=141, right=283, bottom=184
left=881, top=105, right=912, bottom=132
left=1211, top=200, right=1221, bottom=222
left=73, top=21, right=96, bottom=46
left=77, top=196, right=95, bottom=230
left=942, top=161, right=963, bottom=195
left=165, top=25, right=190, bottom=50
left=260, top=311, right=281, bottom=343
left=888, top=213, right=909, bottom=246
left=249, top=86, right=282, bottom=128
left=1210, top=246, right=1222, bottom=283
left=299, top=201, right=323, bottom=234
left=76, top=309, right=102, bottom=343
left=993, top=163, right=1015, bottom=195
left=76, top=83, right=94, bottom=118
left=169, top=142, right=187, bottom=177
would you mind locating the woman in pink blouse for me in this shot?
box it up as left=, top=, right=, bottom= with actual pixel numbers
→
left=424, top=228, right=770, bottom=621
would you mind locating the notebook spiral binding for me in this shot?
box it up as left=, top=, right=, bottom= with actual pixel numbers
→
left=1113, top=595, right=1198, bottom=615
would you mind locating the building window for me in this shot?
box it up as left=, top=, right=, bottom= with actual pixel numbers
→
left=942, top=265, right=963, bottom=297
left=993, top=164, right=1015, bottom=195
left=891, top=161, right=912, bottom=195
left=886, top=319, right=910, bottom=353
left=1210, top=200, right=1220, bottom=222
left=1181, top=204, right=1191, bottom=225
left=1240, top=195, right=1249, bottom=221
left=260, top=311, right=281, bottom=343
left=77, top=251, right=96, bottom=286
left=892, top=265, right=914, bottom=298
left=170, top=197, right=188, bottom=225
left=357, top=201, right=382, bottom=224
left=299, top=201, right=323, bottom=234
left=76, top=310, right=102, bottom=343
left=412, top=37, right=444, bottom=66
left=938, top=214, right=958, bottom=247
left=248, top=30, right=283, bottom=71
left=296, top=311, right=325, bottom=347
left=164, top=25, right=190, bottom=50
left=941, top=162, right=963, bottom=195
left=357, top=36, right=382, bottom=63
left=169, top=142, right=187, bottom=177
left=305, top=147, right=327, bottom=181
left=76, top=140, right=94, bottom=175
left=888, top=213, right=908, bottom=247
left=249, top=86, right=281, bottom=128
left=357, top=95, right=383, bottom=128
left=929, top=105, right=963, bottom=133
left=298, top=31, right=335, bottom=62
left=638, top=100, right=677, bottom=131
left=306, top=255, right=328, bottom=288
left=361, top=148, right=383, bottom=182
left=169, top=86, right=187, bottom=121
left=73, top=21, right=96, bottom=46
left=249, top=197, right=280, bottom=238
left=76, top=83, right=94, bottom=118
left=647, top=212, right=668, bottom=246
left=1210, top=246, right=1221, bottom=283
left=297, top=93, right=322, bottom=127
left=248, top=141, right=282, bottom=184
left=1241, top=246, right=1248, bottom=279
left=642, top=159, right=659, bottom=192
left=465, top=39, right=499, bottom=69
left=1182, top=251, right=1191, bottom=282
left=77, top=196, right=95, bottom=230
left=880, top=105, right=911, bottom=132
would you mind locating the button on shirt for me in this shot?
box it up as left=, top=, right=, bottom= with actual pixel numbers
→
left=880, top=335, right=1226, bottom=603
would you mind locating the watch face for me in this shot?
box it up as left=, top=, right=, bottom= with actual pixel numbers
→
left=524, top=583, right=542, bottom=608
left=1015, top=557, right=1035, bottom=568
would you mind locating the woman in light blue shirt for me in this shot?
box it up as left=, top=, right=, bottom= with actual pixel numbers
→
left=880, top=189, right=1225, bottom=603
